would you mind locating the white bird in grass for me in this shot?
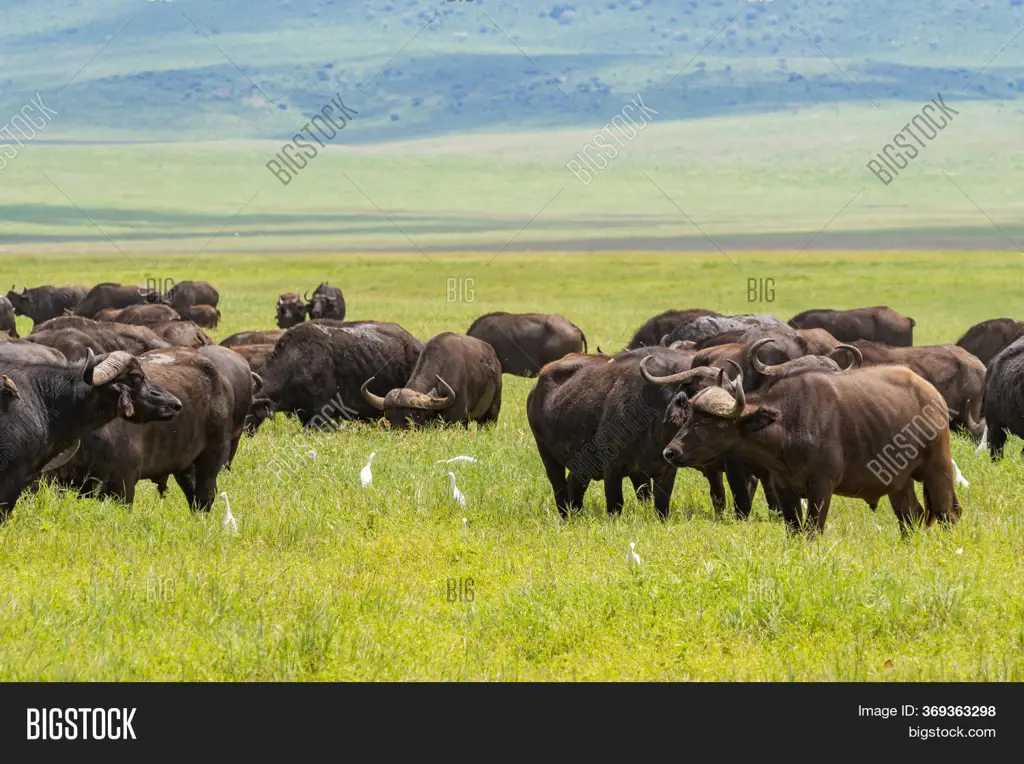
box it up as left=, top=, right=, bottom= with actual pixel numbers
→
left=435, top=456, right=479, bottom=464
left=951, top=459, right=969, bottom=489
left=306, top=449, right=317, bottom=460
left=220, top=492, right=237, bottom=534
left=360, top=452, right=375, bottom=488
left=447, top=472, right=466, bottom=507
left=975, top=424, right=988, bottom=454
left=627, top=542, right=641, bottom=570
left=462, top=517, right=468, bottom=533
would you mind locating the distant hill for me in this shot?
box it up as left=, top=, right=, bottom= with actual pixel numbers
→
left=2, top=0, right=1022, bottom=143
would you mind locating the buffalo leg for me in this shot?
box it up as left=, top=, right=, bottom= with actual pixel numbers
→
left=603, top=470, right=625, bottom=515
left=537, top=446, right=569, bottom=517
left=988, top=420, right=1007, bottom=462
left=919, top=461, right=960, bottom=527
left=889, top=484, right=924, bottom=537
left=724, top=461, right=754, bottom=520
left=103, top=475, right=137, bottom=505
left=702, top=467, right=726, bottom=516
left=651, top=470, right=676, bottom=519
left=776, top=491, right=803, bottom=535
left=630, top=473, right=653, bottom=502
left=804, top=481, right=833, bottom=535
left=566, top=473, right=590, bottom=513
left=189, top=446, right=228, bottom=513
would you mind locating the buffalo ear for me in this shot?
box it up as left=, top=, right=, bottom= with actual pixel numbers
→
left=665, top=391, right=690, bottom=427
left=739, top=406, right=777, bottom=433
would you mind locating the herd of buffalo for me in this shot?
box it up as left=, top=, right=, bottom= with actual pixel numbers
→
left=3, top=281, right=1024, bottom=536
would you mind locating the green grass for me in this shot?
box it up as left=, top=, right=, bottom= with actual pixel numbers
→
left=2, top=251, right=1024, bottom=680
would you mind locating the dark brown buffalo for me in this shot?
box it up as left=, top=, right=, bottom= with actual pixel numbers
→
left=0, top=296, right=17, bottom=338
left=0, top=340, right=67, bottom=364
left=149, top=321, right=212, bottom=348
left=660, top=365, right=960, bottom=535
left=30, top=315, right=98, bottom=334
left=1, top=350, right=181, bottom=521
left=74, top=283, right=155, bottom=318
left=257, top=321, right=424, bottom=428
left=54, top=347, right=234, bottom=511
left=164, top=280, right=219, bottom=310
left=527, top=346, right=696, bottom=518
left=26, top=323, right=171, bottom=362
left=96, top=303, right=181, bottom=325
left=179, top=304, right=220, bottom=328
left=981, top=336, right=1024, bottom=460
left=788, top=306, right=915, bottom=346
left=832, top=341, right=986, bottom=440
left=6, top=285, right=88, bottom=324
left=466, top=312, right=586, bottom=376
left=663, top=314, right=788, bottom=346
left=956, top=318, right=1024, bottom=367
left=220, top=330, right=284, bottom=348
left=199, top=345, right=258, bottom=467
left=229, top=343, right=275, bottom=374
left=276, top=293, right=307, bottom=329
left=361, top=333, right=501, bottom=428
left=306, top=283, right=345, bottom=321
left=627, top=309, right=720, bottom=349
left=795, top=328, right=843, bottom=354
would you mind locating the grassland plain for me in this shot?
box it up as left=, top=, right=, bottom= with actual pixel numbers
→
left=1, top=251, right=1024, bottom=680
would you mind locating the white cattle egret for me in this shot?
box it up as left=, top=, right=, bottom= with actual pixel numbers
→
left=306, top=449, right=317, bottom=460
left=975, top=425, right=988, bottom=454
left=952, top=459, right=969, bottom=488
left=448, top=472, right=466, bottom=507
left=461, top=517, right=468, bottom=532
left=801, top=499, right=808, bottom=511
left=435, top=456, right=479, bottom=464
left=360, top=452, right=375, bottom=488
left=955, top=547, right=964, bottom=555
left=627, top=542, right=641, bottom=570
left=220, top=491, right=237, bottom=534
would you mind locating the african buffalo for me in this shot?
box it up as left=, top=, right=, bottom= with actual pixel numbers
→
left=257, top=320, right=424, bottom=428
left=27, top=323, right=171, bottom=362
left=96, top=303, right=181, bottom=325
left=276, top=293, right=307, bottom=329
left=220, top=330, right=284, bottom=348
left=663, top=313, right=788, bottom=346
left=306, top=283, right=346, bottom=321
left=981, top=336, right=1024, bottom=460
left=179, top=304, right=220, bottom=328
left=788, top=306, right=915, bottom=346
left=627, top=309, right=720, bottom=349
left=1, top=350, right=181, bottom=521
left=164, top=280, right=219, bottom=311
left=0, top=296, right=17, bottom=338
left=54, top=347, right=234, bottom=511
left=6, top=285, right=88, bottom=324
left=0, top=340, right=67, bottom=364
left=527, top=346, right=696, bottom=518
left=199, top=345, right=259, bottom=467
left=660, top=365, right=960, bottom=535
left=361, top=333, right=501, bottom=428
left=466, top=312, right=587, bottom=376
left=831, top=341, right=986, bottom=440
left=74, top=283, right=155, bottom=318
left=149, top=321, right=212, bottom=348
left=956, top=318, right=1024, bottom=366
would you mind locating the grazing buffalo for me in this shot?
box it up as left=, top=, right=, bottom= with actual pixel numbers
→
left=795, top=327, right=843, bottom=354
left=74, top=283, right=155, bottom=318
left=6, top=285, right=88, bottom=324
left=956, top=318, right=1024, bottom=367
left=96, top=303, right=181, bottom=325
left=361, top=333, right=501, bottom=428
left=627, top=309, right=720, bottom=349
left=1, top=351, right=181, bottom=521
left=54, top=348, right=234, bottom=511
left=220, top=330, right=284, bottom=348
left=276, top=293, right=307, bottom=329
left=527, top=346, right=696, bottom=518
left=0, top=296, right=17, bottom=338
left=831, top=341, right=986, bottom=440
left=306, top=283, right=346, bottom=321
left=229, top=343, right=275, bottom=374
left=982, top=336, right=1024, bottom=460
left=466, top=312, right=587, bottom=376
left=27, top=323, right=171, bottom=362
left=164, top=280, right=219, bottom=311
left=199, top=346, right=259, bottom=468
left=30, top=315, right=98, bottom=334
left=257, top=321, right=424, bottom=428
left=179, top=304, right=220, bottom=328
left=788, top=306, right=915, bottom=346
left=149, top=321, right=212, bottom=348
left=663, top=313, right=788, bottom=346
left=660, top=365, right=960, bottom=535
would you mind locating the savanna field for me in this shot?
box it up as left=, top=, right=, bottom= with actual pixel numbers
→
left=2, top=251, right=1024, bottom=680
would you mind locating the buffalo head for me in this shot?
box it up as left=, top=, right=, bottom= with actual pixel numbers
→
left=360, top=375, right=456, bottom=429
left=83, top=350, right=182, bottom=423
left=276, top=293, right=307, bottom=329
